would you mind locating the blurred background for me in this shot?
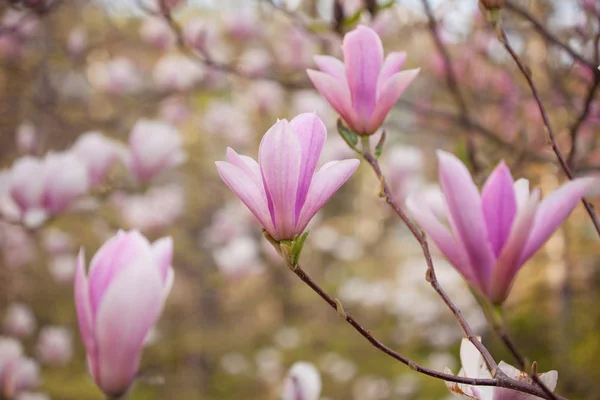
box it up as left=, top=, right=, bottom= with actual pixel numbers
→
left=0, top=0, right=599, bottom=399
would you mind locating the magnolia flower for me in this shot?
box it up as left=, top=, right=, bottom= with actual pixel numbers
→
left=3, top=303, right=36, bottom=339
left=9, top=152, right=89, bottom=225
left=36, top=326, right=73, bottom=367
left=153, top=54, right=204, bottom=92
left=281, top=362, right=322, bottom=400
left=406, top=151, right=595, bottom=304
left=445, top=338, right=557, bottom=399
left=140, top=17, right=175, bottom=50
left=67, top=27, right=87, bottom=57
left=75, top=231, right=174, bottom=397
left=0, top=338, right=40, bottom=398
left=307, top=25, right=419, bottom=135
left=126, top=119, right=186, bottom=182
left=16, top=122, right=37, bottom=155
left=72, top=131, right=119, bottom=187
left=215, top=113, right=360, bottom=241
left=88, top=57, right=141, bottom=95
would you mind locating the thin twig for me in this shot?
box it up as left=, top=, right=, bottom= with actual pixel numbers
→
left=421, top=0, right=479, bottom=171
left=567, top=75, right=600, bottom=167
left=288, top=263, right=565, bottom=399
left=154, top=1, right=309, bottom=90
left=505, top=1, right=598, bottom=72
left=497, top=27, right=600, bottom=238
left=492, top=321, right=560, bottom=400
left=358, top=142, right=499, bottom=376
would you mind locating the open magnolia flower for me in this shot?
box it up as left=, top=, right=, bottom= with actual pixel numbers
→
left=445, top=338, right=557, bottom=399
left=406, top=151, right=595, bottom=304
left=215, top=113, right=359, bottom=241
left=281, top=362, right=322, bottom=400
left=307, top=25, right=419, bottom=135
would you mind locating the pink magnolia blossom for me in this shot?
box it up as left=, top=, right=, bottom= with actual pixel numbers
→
left=445, top=338, right=557, bottom=399
left=140, top=17, right=175, bottom=50
left=36, top=326, right=73, bottom=367
left=72, top=131, right=119, bottom=187
left=74, top=231, right=174, bottom=397
left=126, top=119, right=186, bottom=183
left=67, top=27, right=87, bottom=57
left=215, top=113, right=360, bottom=241
left=9, top=152, right=89, bottom=224
left=153, top=54, right=204, bottom=92
left=16, top=122, right=37, bottom=155
left=88, top=57, right=141, bottom=95
left=281, top=362, right=322, bottom=400
left=307, top=25, right=419, bottom=135
left=0, top=338, right=40, bottom=399
left=406, top=151, right=595, bottom=303
left=3, top=303, right=36, bottom=339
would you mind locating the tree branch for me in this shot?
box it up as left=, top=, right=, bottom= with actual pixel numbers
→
left=496, top=26, right=600, bottom=238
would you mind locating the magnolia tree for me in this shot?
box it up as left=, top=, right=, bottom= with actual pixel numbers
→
left=0, top=0, right=599, bottom=399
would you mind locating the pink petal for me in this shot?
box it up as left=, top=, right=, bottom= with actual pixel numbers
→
left=295, top=159, right=359, bottom=234
left=437, top=151, right=496, bottom=294
left=88, top=231, right=153, bottom=315
left=94, top=255, right=163, bottom=396
left=74, top=249, right=98, bottom=381
left=489, top=189, right=540, bottom=304
left=377, top=51, right=406, bottom=94
left=519, top=177, right=595, bottom=264
left=343, top=25, right=383, bottom=125
left=289, top=113, right=327, bottom=217
left=307, top=69, right=357, bottom=130
left=314, top=55, right=346, bottom=84
left=405, top=194, right=475, bottom=283
left=151, top=236, right=173, bottom=285
left=481, top=162, right=517, bottom=257
left=215, top=161, right=276, bottom=236
left=259, top=120, right=302, bottom=240
left=367, top=68, right=420, bottom=134
left=513, top=178, right=530, bottom=211
left=225, top=148, right=263, bottom=192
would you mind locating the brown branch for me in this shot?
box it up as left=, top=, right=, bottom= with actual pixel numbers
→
left=496, top=27, right=600, bottom=238
left=492, top=321, right=560, bottom=400
left=505, top=1, right=598, bottom=72
left=153, top=1, right=310, bottom=90
left=396, top=99, right=554, bottom=165
left=288, top=263, right=565, bottom=399
left=567, top=75, right=600, bottom=167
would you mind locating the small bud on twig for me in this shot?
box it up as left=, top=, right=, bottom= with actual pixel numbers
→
left=334, top=298, right=346, bottom=320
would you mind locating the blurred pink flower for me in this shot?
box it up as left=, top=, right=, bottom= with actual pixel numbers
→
left=308, top=25, right=419, bottom=135
left=114, top=184, right=185, bottom=233
left=3, top=304, right=36, bottom=339
left=238, top=81, right=285, bottom=116
left=49, top=254, right=77, bottom=284
left=15, top=392, right=50, bottom=400
left=275, top=28, right=315, bottom=72
left=9, top=152, right=89, bottom=224
left=237, top=48, right=272, bottom=77
left=222, top=9, right=259, bottom=41
left=0, top=223, right=35, bottom=269
left=72, top=131, right=120, bottom=187
left=3, top=357, right=40, bottom=399
left=213, top=236, right=264, bottom=279
left=159, top=96, right=190, bottom=125
left=88, top=57, right=141, bottom=95
left=36, top=326, right=73, bottom=367
left=445, top=338, right=557, bottom=399
left=140, top=17, right=175, bottom=50
left=281, top=362, right=322, bottom=400
left=74, top=230, right=174, bottom=397
left=41, top=228, right=73, bottom=255
left=67, top=27, right=87, bottom=57
left=383, top=146, right=424, bottom=203
left=216, top=113, right=359, bottom=240
left=16, top=122, right=37, bottom=155
left=126, top=119, right=186, bottom=183
left=407, top=151, right=595, bottom=303
left=153, top=54, right=204, bottom=92
left=202, top=100, right=253, bottom=146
